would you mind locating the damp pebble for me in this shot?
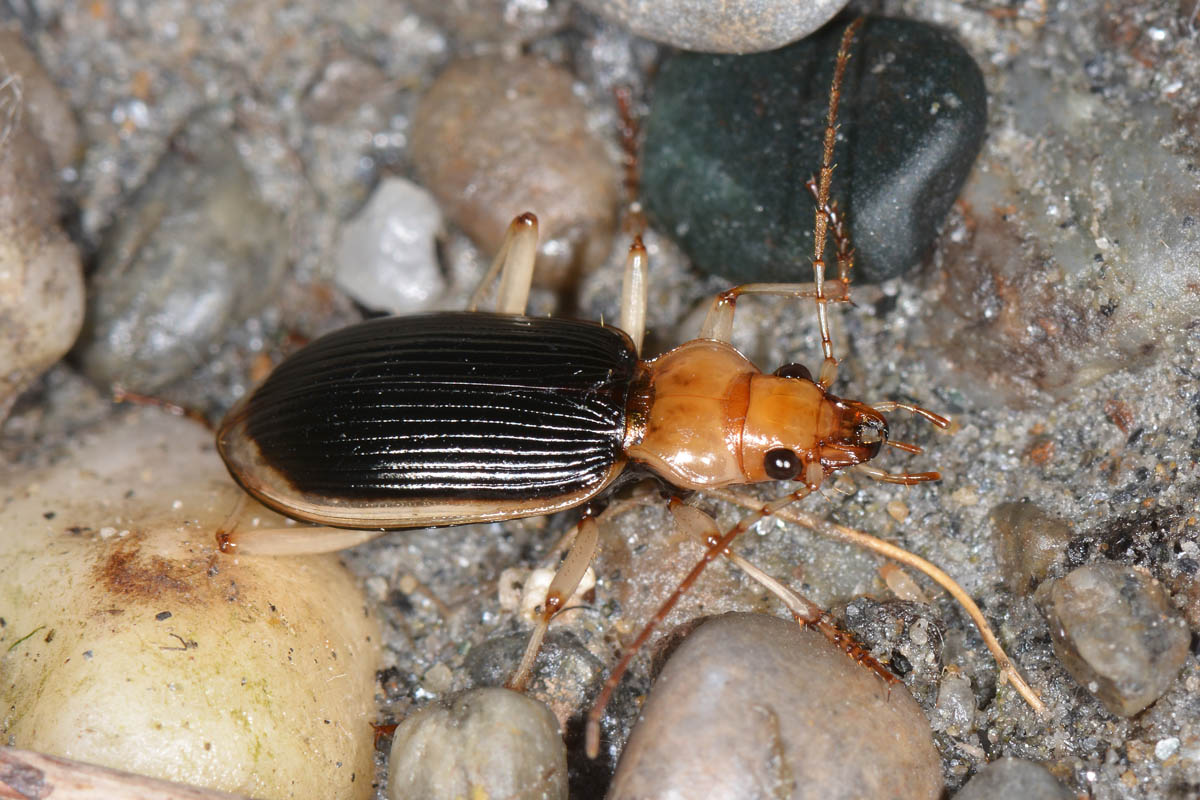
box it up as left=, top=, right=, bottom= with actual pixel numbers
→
left=75, top=115, right=287, bottom=393
left=930, top=669, right=976, bottom=736
left=578, top=0, right=847, bottom=53
left=953, top=757, right=1073, bottom=800
left=989, top=500, right=1073, bottom=595
left=411, top=56, right=619, bottom=291
left=1035, top=562, right=1189, bottom=716
left=641, top=17, right=986, bottom=284
left=0, top=30, right=80, bottom=171
left=0, top=34, right=84, bottom=419
left=607, top=613, right=942, bottom=800
left=334, top=177, right=444, bottom=314
left=387, top=687, right=567, bottom=800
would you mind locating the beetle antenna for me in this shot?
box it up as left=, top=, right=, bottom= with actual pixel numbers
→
left=614, top=84, right=646, bottom=236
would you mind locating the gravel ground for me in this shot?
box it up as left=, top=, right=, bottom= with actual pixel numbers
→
left=4, top=0, right=1199, bottom=798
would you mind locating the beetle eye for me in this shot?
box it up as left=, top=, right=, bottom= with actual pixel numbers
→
left=855, top=420, right=886, bottom=458
left=774, top=363, right=814, bottom=382
left=763, top=448, right=802, bottom=480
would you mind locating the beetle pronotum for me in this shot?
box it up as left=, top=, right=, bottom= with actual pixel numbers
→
left=215, top=16, right=1044, bottom=757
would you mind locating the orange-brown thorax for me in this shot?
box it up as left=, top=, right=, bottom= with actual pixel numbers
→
left=624, top=339, right=887, bottom=490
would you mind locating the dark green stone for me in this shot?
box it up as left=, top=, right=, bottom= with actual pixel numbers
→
left=642, top=16, right=986, bottom=284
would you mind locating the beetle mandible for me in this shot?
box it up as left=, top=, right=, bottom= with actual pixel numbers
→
left=215, top=18, right=1044, bottom=736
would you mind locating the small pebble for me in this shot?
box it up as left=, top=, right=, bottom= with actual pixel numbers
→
left=1035, top=562, right=1190, bottom=716
left=410, top=0, right=571, bottom=46
left=75, top=114, right=287, bottom=393
left=334, top=177, right=445, bottom=314
left=607, top=613, right=942, bottom=800
left=411, top=56, right=619, bottom=292
left=0, top=30, right=81, bottom=171
left=930, top=669, right=976, bottom=736
left=577, top=0, right=847, bottom=53
left=642, top=17, right=986, bottom=285
left=0, top=34, right=84, bottom=419
left=989, top=500, right=1073, bottom=595
left=953, top=757, right=1073, bottom=800
left=387, top=687, right=567, bottom=800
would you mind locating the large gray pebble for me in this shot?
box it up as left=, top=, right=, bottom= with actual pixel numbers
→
left=607, top=613, right=942, bottom=800
left=0, top=35, right=84, bottom=419
left=953, top=757, right=1073, bottom=800
left=388, top=687, right=567, bottom=800
left=411, top=57, right=619, bottom=292
left=1035, top=562, right=1189, bottom=716
left=578, top=0, right=848, bottom=53
left=75, top=116, right=286, bottom=393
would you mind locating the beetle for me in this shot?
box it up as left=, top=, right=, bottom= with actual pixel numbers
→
left=215, top=18, right=1043, bottom=742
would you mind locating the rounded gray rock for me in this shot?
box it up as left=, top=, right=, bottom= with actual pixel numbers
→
left=410, top=56, right=619, bottom=292
left=0, top=35, right=84, bottom=419
left=578, top=0, right=848, bottom=54
left=607, top=613, right=942, bottom=800
left=953, top=757, right=1073, bottom=800
left=75, top=115, right=287, bottom=393
left=388, top=687, right=568, bottom=800
left=1035, top=562, right=1190, bottom=716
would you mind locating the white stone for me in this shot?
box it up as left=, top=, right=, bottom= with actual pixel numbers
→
left=335, top=177, right=444, bottom=314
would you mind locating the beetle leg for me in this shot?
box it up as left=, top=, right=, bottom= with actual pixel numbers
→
left=670, top=501, right=824, bottom=623
left=217, top=524, right=385, bottom=555
left=213, top=491, right=386, bottom=554
left=507, top=514, right=601, bottom=693
left=467, top=212, right=540, bottom=314
left=585, top=488, right=813, bottom=758
left=809, top=17, right=864, bottom=388
left=706, top=485, right=1047, bottom=716
left=698, top=282, right=848, bottom=343
left=618, top=236, right=649, bottom=356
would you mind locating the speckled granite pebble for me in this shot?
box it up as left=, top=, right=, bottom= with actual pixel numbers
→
left=607, top=613, right=941, bottom=800
left=388, top=687, right=567, bottom=800
left=953, top=757, right=1073, bottom=800
left=411, top=56, right=619, bottom=292
left=578, top=0, right=848, bottom=53
left=642, top=17, right=985, bottom=284
left=75, top=115, right=287, bottom=394
left=1035, top=562, right=1189, bottom=716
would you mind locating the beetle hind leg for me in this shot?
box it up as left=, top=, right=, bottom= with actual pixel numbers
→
left=467, top=212, right=540, bottom=315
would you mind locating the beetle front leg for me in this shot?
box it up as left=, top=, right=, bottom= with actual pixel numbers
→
left=467, top=212, right=540, bottom=315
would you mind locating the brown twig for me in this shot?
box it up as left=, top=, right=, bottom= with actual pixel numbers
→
left=0, top=747, right=255, bottom=800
